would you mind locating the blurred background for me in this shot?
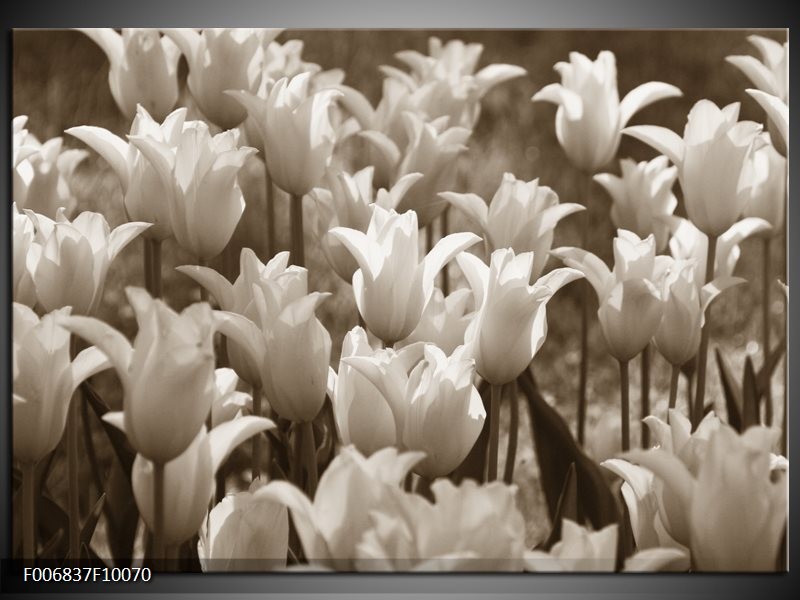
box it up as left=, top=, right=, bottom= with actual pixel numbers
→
left=13, top=29, right=788, bottom=548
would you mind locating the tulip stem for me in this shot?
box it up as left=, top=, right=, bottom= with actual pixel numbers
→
left=503, top=380, right=519, bottom=485
left=576, top=174, right=592, bottom=446
left=441, top=209, right=450, bottom=295
left=252, top=386, right=263, bottom=481
left=290, top=194, right=305, bottom=267
left=67, top=337, right=81, bottom=563
left=619, top=360, right=630, bottom=452
left=640, top=344, right=651, bottom=448
left=197, top=257, right=208, bottom=303
left=266, top=177, right=276, bottom=258
left=487, top=384, right=502, bottom=481
left=668, top=364, right=680, bottom=422
left=151, top=239, right=162, bottom=299
left=152, top=461, right=165, bottom=570
left=143, top=237, right=152, bottom=292
left=302, top=421, right=318, bottom=497
left=21, top=461, right=36, bottom=563
left=762, top=236, right=773, bottom=426
left=693, top=235, right=717, bottom=429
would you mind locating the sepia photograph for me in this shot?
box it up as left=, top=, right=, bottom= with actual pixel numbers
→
left=10, top=26, right=788, bottom=574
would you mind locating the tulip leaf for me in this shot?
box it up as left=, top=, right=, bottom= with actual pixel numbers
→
left=80, top=542, right=110, bottom=567
left=520, top=368, right=620, bottom=530
left=756, top=336, right=786, bottom=399
left=450, top=379, right=490, bottom=484
left=541, top=462, right=578, bottom=550
left=742, top=356, right=760, bottom=429
left=103, top=459, right=140, bottom=567
left=82, top=382, right=136, bottom=477
left=37, top=495, right=70, bottom=559
left=80, top=493, right=106, bottom=548
left=716, top=348, right=743, bottom=433
left=39, top=528, right=65, bottom=560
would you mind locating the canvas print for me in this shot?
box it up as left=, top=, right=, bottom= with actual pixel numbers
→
left=11, top=28, right=788, bottom=573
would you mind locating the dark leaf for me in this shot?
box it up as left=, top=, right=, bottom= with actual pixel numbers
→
left=541, top=462, right=578, bottom=550
left=37, top=496, right=69, bottom=559
left=450, top=379, right=490, bottom=484
left=610, top=477, right=636, bottom=568
left=80, top=543, right=110, bottom=567
left=520, top=368, right=620, bottom=531
left=39, top=529, right=65, bottom=560
left=716, top=348, right=743, bottom=432
left=103, top=460, right=140, bottom=567
left=757, top=337, right=786, bottom=399
left=80, top=493, right=106, bottom=547
left=83, top=381, right=136, bottom=476
left=742, top=356, right=760, bottom=429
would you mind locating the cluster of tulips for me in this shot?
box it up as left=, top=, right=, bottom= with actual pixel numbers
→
left=12, top=29, right=788, bottom=572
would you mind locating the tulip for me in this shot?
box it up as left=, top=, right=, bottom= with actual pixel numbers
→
left=746, top=90, right=788, bottom=157
left=130, top=120, right=257, bottom=260
left=163, top=28, right=281, bottom=129
left=255, top=445, right=424, bottom=570
left=623, top=99, right=763, bottom=238
left=742, top=134, right=786, bottom=232
left=198, top=482, right=288, bottom=571
left=77, top=29, right=181, bottom=120
left=13, top=124, right=87, bottom=219
left=344, top=343, right=485, bottom=479
left=441, top=172, right=584, bottom=279
left=625, top=422, right=787, bottom=571
left=58, top=287, right=218, bottom=464
left=210, top=368, right=252, bottom=428
left=330, top=205, right=480, bottom=345
left=457, top=248, right=582, bottom=385
left=26, top=209, right=149, bottom=315
left=67, top=106, right=188, bottom=242
left=362, top=111, right=471, bottom=228
left=398, top=287, right=473, bottom=354
left=228, top=72, right=342, bottom=198
left=309, top=166, right=423, bottom=283
left=532, top=50, right=682, bottom=174
left=12, top=206, right=37, bottom=307
left=131, top=416, right=275, bottom=546
left=356, top=478, right=528, bottom=571
left=13, top=304, right=110, bottom=464
left=594, top=156, right=678, bottom=252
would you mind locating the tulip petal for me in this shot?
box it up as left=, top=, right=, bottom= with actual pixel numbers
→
left=622, top=449, right=694, bottom=515
left=536, top=267, right=584, bottom=295
left=328, top=226, right=380, bottom=277
left=102, top=410, right=126, bottom=433
left=622, top=125, right=685, bottom=166
left=108, top=222, right=151, bottom=261
left=214, top=310, right=267, bottom=368
left=176, top=265, right=235, bottom=310
left=474, top=63, right=527, bottom=96
left=56, top=315, right=133, bottom=386
left=439, top=192, right=489, bottom=234
left=625, top=547, right=690, bottom=572
left=455, top=251, right=489, bottom=310
left=726, top=56, right=778, bottom=97
left=619, top=82, right=683, bottom=127
left=332, top=84, right=376, bottom=130
left=208, top=415, right=275, bottom=475
left=700, top=276, right=745, bottom=316
left=549, top=247, right=612, bottom=300
left=76, top=28, right=123, bottom=67
left=531, top=83, right=583, bottom=121
left=358, top=130, right=401, bottom=170
left=66, top=125, right=131, bottom=191
left=746, top=90, right=788, bottom=152
left=127, top=135, right=176, bottom=191
left=161, top=28, right=202, bottom=67
left=70, top=346, right=112, bottom=395
left=422, top=232, right=481, bottom=299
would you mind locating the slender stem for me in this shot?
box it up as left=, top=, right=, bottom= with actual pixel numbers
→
left=143, top=236, right=153, bottom=292
left=290, top=194, right=305, bottom=267
left=302, top=421, right=318, bottom=497
left=67, top=337, right=81, bottom=562
left=576, top=173, right=592, bottom=446
left=620, top=360, right=630, bottom=452
left=762, top=236, right=773, bottom=426
left=197, top=257, right=208, bottom=303
left=291, top=423, right=303, bottom=488
left=503, top=380, right=519, bottom=485
left=22, top=461, right=36, bottom=563
left=441, top=209, right=450, bottom=295
left=152, top=461, right=165, bottom=570
left=487, top=384, right=502, bottom=481
left=266, top=177, right=276, bottom=258
left=252, top=385, right=263, bottom=481
left=668, top=364, right=680, bottom=422
left=151, top=239, right=162, bottom=299
left=640, top=344, right=651, bottom=448
left=425, top=222, right=434, bottom=254
left=693, top=235, right=718, bottom=429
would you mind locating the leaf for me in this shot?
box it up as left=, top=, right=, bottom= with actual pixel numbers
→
left=39, top=529, right=65, bottom=560
left=82, top=382, right=136, bottom=476
left=742, top=356, right=760, bottom=429
left=80, top=542, right=110, bottom=567
left=757, top=336, right=786, bottom=399
left=450, top=379, right=490, bottom=484
left=716, top=348, right=743, bottom=433
left=520, top=368, right=621, bottom=531
left=541, top=462, right=578, bottom=550
left=80, top=493, right=106, bottom=547
left=103, top=459, right=139, bottom=567
left=37, top=495, right=70, bottom=559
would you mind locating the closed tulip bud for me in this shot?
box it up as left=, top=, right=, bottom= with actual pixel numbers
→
left=667, top=216, right=771, bottom=289
left=309, top=166, right=422, bottom=283
left=626, top=421, right=787, bottom=571
left=357, top=479, right=528, bottom=571
left=163, top=28, right=281, bottom=129
left=399, top=287, right=473, bottom=354
left=58, top=287, right=218, bottom=464
left=742, top=134, right=786, bottom=232
left=177, top=249, right=298, bottom=387
left=198, top=484, right=289, bottom=571
left=12, top=206, right=37, bottom=307
left=26, top=209, right=149, bottom=315
left=456, top=248, right=582, bottom=385
left=13, top=304, right=110, bottom=464
left=228, top=72, right=342, bottom=197
left=68, top=106, right=187, bottom=240
left=78, top=29, right=180, bottom=121
left=132, top=416, right=274, bottom=545
left=594, top=156, right=678, bottom=253
left=533, top=50, right=682, bottom=173
left=441, top=172, right=584, bottom=279
left=13, top=127, right=87, bottom=219
left=210, top=368, right=252, bottom=428
left=624, top=100, right=763, bottom=238
left=330, top=205, right=480, bottom=345
left=255, top=445, right=424, bottom=570
left=130, top=120, right=256, bottom=259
